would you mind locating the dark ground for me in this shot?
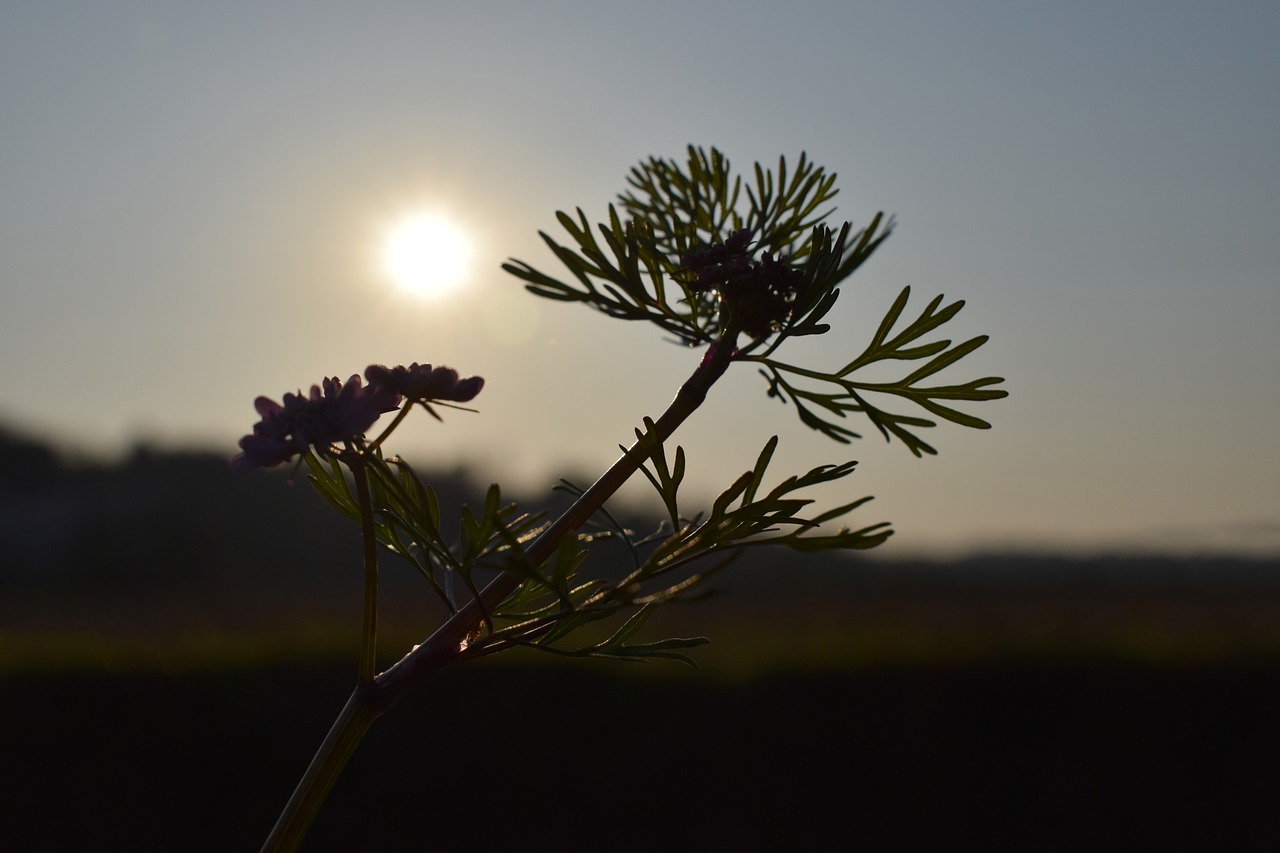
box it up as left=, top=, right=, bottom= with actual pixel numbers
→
left=2, top=657, right=1279, bottom=852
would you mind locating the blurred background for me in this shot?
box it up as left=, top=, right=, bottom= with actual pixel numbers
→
left=2, top=2, right=1279, bottom=850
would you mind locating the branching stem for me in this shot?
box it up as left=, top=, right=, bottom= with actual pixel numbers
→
left=262, top=335, right=736, bottom=851
left=375, top=334, right=736, bottom=699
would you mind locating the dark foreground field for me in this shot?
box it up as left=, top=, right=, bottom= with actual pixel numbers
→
left=3, top=656, right=1279, bottom=852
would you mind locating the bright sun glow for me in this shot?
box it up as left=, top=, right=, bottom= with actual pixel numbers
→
left=381, top=212, right=473, bottom=298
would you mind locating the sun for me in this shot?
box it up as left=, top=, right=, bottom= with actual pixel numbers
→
left=381, top=212, right=473, bottom=298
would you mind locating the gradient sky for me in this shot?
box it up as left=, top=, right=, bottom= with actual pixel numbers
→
left=3, top=2, right=1278, bottom=557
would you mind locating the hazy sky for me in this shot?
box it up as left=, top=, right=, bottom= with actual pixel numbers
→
left=3, top=2, right=1278, bottom=557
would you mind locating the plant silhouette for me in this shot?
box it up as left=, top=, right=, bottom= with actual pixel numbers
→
left=242, top=146, right=1007, bottom=851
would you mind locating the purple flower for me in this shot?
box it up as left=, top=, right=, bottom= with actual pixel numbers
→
left=364, top=363, right=484, bottom=404
left=231, top=374, right=401, bottom=471
left=680, top=229, right=805, bottom=337
left=680, top=228, right=755, bottom=294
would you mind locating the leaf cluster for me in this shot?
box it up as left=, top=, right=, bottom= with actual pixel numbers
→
left=503, top=145, right=1005, bottom=455
left=303, top=448, right=694, bottom=664
left=305, top=451, right=546, bottom=616
left=626, top=419, right=893, bottom=590
left=749, top=286, right=1009, bottom=456
left=303, top=419, right=888, bottom=667
left=467, top=421, right=891, bottom=666
left=502, top=145, right=891, bottom=348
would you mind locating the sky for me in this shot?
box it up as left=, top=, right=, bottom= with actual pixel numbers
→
left=2, top=1, right=1278, bottom=558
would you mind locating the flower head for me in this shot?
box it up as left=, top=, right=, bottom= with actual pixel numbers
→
left=231, top=374, right=401, bottom=471
left=364, top=363, right=484, bottom=405
left=680, top=229, right=805, bottom=338
left=680, top=228, right=755, bottom=294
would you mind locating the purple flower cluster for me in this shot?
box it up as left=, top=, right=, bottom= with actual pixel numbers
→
left=681, top=229, right=804, bottom=338
left=363, top=363, right=484, bottom=405
left=231, top=375, right=401, bottom=471
left=232, top=363, right=487, bottom=471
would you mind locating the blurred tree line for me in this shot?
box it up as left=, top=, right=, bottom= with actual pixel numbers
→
left=5, top=422, right=1280, bottom=675
left=0, top=425, right=473, bottom=593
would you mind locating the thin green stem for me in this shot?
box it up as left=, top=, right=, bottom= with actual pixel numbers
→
left=261, top=459, right=383, bottom=852
left=366, top=404, right=412, bottom=452
left=351, top=460, right=379, bottom=685
left=742, top=355, right=837, bottom=384
left=259, top=687, right=384, bottom=853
